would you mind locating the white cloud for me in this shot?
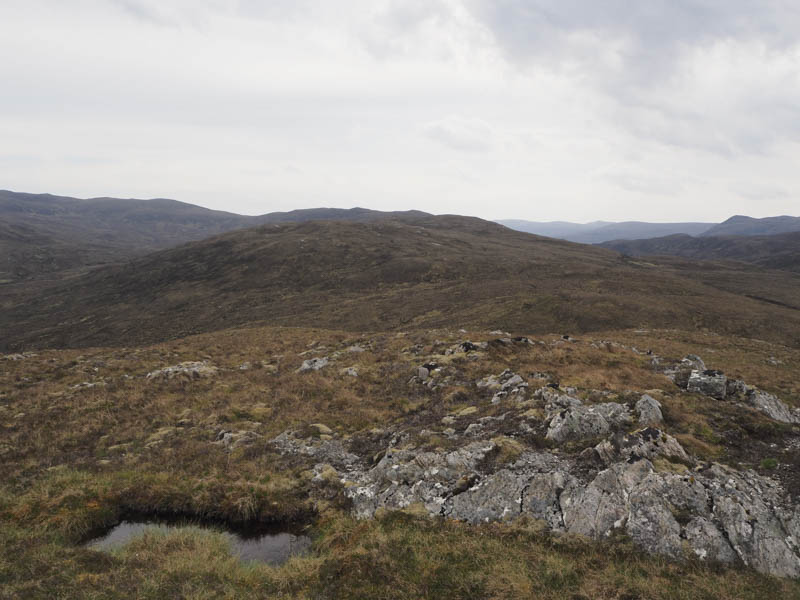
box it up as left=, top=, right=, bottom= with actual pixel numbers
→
left=0, top=0, right=799, bottom=221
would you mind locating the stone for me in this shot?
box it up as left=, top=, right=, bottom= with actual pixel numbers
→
left=297, top=357, right=329, bottom=372
left=340, top=367, right=359, bottom=377
left=215, top=430, right=262, bottom=450
left=636, top=394, right=663, bottom=425
left=671, top=355, right=706, bottom=388
left=684, top=517, right=738, bottom=563
left=745, top=389, right=798, bottom=424
left=593, top=428, right=689, bottom=466
left=146, top=361, right=218, bottom=381
left=417, top=366, right=429, bottom=381
left=545, top=403, right=630, bottom=444
left=687, top=370, right=728, bottom=399
left=310, top=423, right=333, bottom=435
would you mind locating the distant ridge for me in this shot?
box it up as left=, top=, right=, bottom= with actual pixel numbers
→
left=497, top=219, right=714, bottom=243
left=700, top=215, right=800, bottom=237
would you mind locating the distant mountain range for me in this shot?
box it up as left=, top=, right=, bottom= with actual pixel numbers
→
left=496, top=219, right=715, bottom=243
left=497, top=215, right=800, bottom=243
left=700, top=215, right=800, bottom=237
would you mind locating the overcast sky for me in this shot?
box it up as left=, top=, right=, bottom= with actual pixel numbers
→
left=3, top=1, right=800, bottom=222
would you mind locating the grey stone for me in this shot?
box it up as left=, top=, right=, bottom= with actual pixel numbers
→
left=745, top=389, right=798, bottom=424
left=687, top=370, right=728, bottom=399
left=636, top=394, right=663, bottom=425
left=546, top=403, right=630, bottom=444
left=297, top=357, right=329, bottom=372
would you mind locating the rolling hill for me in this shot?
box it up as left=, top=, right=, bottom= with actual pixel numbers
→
left=600, top=232, right=800, bottom=273
left=3, top=215, right=800, bottom=351
left=0, top=190, right=430, bottom=282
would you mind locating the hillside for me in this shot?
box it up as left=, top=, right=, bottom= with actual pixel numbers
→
left=4, top=215, right=800, bottom=351
left=701, top=215, right=800, bottom=237
left=0, top=190, right=430, bottom=282
left=497, top=219, right=713, bottom=243
left=601, top=232, right=800, bottom=273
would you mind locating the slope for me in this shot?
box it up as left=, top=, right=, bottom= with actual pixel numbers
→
left=3, top=216, right=800, bottom=351
left=600, top=232, right=800, bottom=273
left=0, top=190, right=431, bottom=281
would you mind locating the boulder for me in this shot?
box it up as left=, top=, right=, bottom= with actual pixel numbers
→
left=546, top=403, right=631, bottom=444
left=297, top=357, right=329, bottom=372
left=636, top=394, right=663, bottom=425
left=745, top=389, right=798, bottom=424
left=146, top=361, right=217, bottom=381
left=593, top=428, right=689, bottom=466
left=687, top=370, right=727, bottom=399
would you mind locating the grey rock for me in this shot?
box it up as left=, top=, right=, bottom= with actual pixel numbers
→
left=670, top=355, right=707, bottom=388
left=684, top=517, right=738, bottom=563
left=297, top=357, right=329, bottom=372
left=636, top=394, right=663, bottom=425
left=745, top=389, right=798, bottom=424
left=593, top=428, right=689, bottom=466
left=687, top=370, right=728, bottom=400
left=546, top=403, right=631, bottom=444
left=146, top=361, right=218, bottom=380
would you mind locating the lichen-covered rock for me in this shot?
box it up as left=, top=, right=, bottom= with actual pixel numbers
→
left=545, top=403, right=631, bottom=444
left=684, top=517, right=738, bottom=563
left=593, top=428, right=689, bottom=466
left=215, top=430, right=262, bottom=450
left=297, top=357, right=329, bottom=372
left=636, top=394, right=663, bottom=425
left=745, top=389, right=798, bottom=424
left=670, top=355, right=707, bottom=388
left=146, top=361, right=218, bottom=381
left=269, top=430, right=361, bottom=470
left=477, top=370, right=527, bottom=398
left=687, top=370, right=728, bottom=399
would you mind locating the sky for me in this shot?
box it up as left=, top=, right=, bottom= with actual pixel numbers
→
left=2, top=0, right=800, bottom=222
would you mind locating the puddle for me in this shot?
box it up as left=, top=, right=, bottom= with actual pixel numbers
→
left=84, top=519, right=312, bottom=565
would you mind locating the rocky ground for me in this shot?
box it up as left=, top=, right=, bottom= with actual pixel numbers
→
left=2, top=326, right=800, bottom=598
left=264, top=338, right=800, bottom=578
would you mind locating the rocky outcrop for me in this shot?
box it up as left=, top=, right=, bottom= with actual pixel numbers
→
left=265, top=355, right=800, bottom=579
left=546, top=402, right=631, bottom=444
left=668, top=355, right=798, bottom=424
left=476, top=369, right=528, bottom=403
left=338, top=439, right=800, bottom=578
left=687, top=370, right=728, bottom=399
left=146, top=361, right=218, bottom=381
left=297, top=357, right=329, bottom=372
left=592, top=427, right=689, bottom=466
left=745, top=389, right=799, bottom=424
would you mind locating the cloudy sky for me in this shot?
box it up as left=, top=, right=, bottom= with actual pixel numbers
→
left=3, top=1, right=800, bottom=222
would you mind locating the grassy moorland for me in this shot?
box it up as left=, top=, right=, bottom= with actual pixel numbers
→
left=2, top=325, right=799, bottom=598
left=4, top=217, right=800, bottom=351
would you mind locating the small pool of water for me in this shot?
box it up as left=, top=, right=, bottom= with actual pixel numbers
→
left=84, top=519, right=312, bottom=565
